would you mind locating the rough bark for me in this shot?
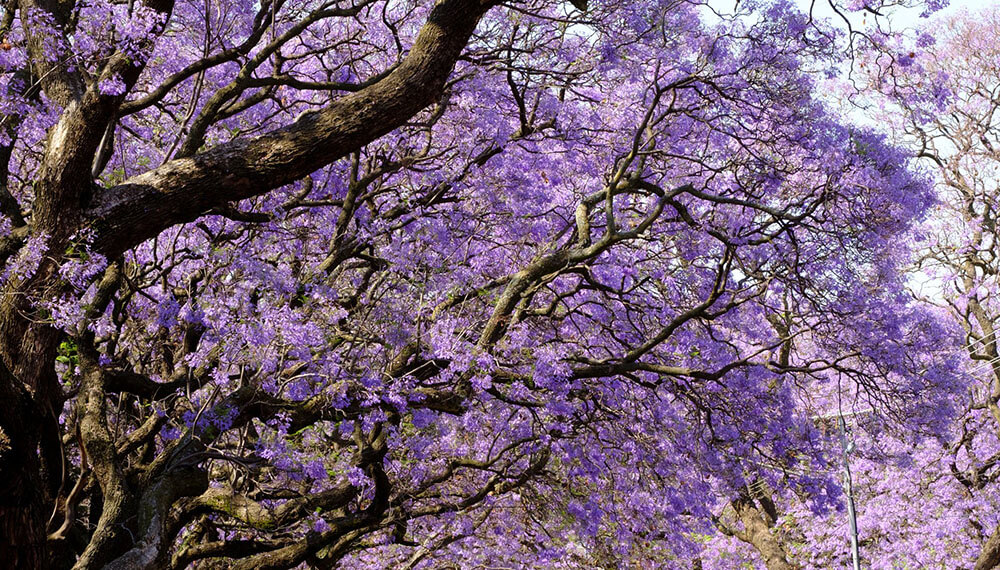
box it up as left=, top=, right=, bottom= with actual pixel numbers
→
left=72, top=350, right=136, bottom=570
left=0, top=360, right=45, bottom=569
left=731, top=495, right=797, bottom=570
left=976, top=524, right=1000, bottom=570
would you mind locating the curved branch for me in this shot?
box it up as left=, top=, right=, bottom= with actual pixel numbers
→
left=86, top=0, right=493, bottom=259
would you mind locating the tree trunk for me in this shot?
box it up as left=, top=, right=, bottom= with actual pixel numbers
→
left=975, top=524, right=1000, bottom=570
left=732, top=497, right=797, bottom=570
left=0, top=361, right=47, bottom=569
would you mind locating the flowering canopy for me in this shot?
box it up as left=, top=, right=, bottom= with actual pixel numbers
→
left=0, top=0, right=969, bottom=568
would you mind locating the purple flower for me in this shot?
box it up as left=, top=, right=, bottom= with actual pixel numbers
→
left=98, top=74, right=127, bottom=96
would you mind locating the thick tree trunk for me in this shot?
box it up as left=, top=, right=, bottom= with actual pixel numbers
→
left=0, top=361, right=47, bottom=569
left=732, top=497, right=797, bottom=570
left=975, top=524, right=1000, bottom=570
left=0, top=235, right=80, bottom=570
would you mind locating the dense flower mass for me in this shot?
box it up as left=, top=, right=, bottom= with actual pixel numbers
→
left=0, top=0, right=988, bottom=568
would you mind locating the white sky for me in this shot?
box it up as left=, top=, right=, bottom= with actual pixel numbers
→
left=702, top=0, right=990, bottom=30
left=796, top=0, right=989, bottom=29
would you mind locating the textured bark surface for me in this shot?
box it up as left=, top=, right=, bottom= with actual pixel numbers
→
left=976, top=524, right=1000, bottom=570
left=0, top=360, right=45, bottom=569
left=732, top=493, right=797, bottom=570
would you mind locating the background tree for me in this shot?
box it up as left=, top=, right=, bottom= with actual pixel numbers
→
left=705, top=6, right=1000, bottom=569
left=862, top=6, right=1000, bottom=569
left=0, top=0, right=960, bottom=568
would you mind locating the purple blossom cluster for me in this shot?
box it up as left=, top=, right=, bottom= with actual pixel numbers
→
left=0, top=0, right=983, bottom=568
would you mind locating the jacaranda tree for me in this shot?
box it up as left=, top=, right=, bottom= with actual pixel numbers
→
left=857, top=6, right=1000, bottom=569
left=0, top=0, right=963, bottom=568
left=697, top=6, right=1000, bottom=569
